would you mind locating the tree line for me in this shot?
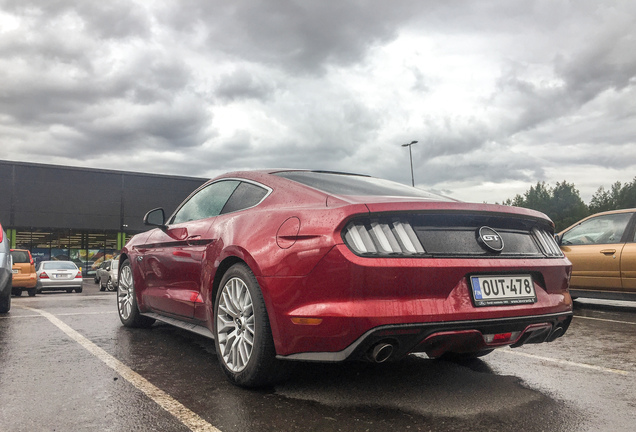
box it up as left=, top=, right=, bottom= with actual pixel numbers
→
left=501, top=177, right=636, bottom=232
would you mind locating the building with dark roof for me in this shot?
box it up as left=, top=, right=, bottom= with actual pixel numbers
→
left=0, top=160, right=206, bottom=275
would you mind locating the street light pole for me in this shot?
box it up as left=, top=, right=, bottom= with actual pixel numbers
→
left=401, top=140, right=418, bottom=187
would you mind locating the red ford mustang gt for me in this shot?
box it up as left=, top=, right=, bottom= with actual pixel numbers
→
left=117, top=170, right=572, bottom=387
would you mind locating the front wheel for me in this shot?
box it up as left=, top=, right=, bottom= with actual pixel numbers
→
left=214, top=263, right=286, bottom=388
left=117, top=259, right=155, bottom=328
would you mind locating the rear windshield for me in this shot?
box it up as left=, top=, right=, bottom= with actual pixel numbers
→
left=274, top=171, right=453, bottom=200
left=42, top=261, right=78, bottom=270
left=11, top=250, right=30, bottom=263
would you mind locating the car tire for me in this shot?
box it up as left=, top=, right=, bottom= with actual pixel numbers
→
left=117, top=259, right=155, bottom=328
left=66, top=289, right=73, bottom=293
left=106, top=278, right=116, bottom=292
left=27, top=288, right=36, bottom=297
left=0, top=280, right=11, bottom=313
left=13, top=288, right=22, bottom=297
left=214, top=263, right=287, bottom=388
left=75, top=288, right=83, bottom=293
left=99, top=277, right=106, bottom=291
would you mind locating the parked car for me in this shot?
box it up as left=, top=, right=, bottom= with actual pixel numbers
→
left=95, top=258, right=118, bottom=291
left=117, top=170, right=573, bottom=387
left=10, top=249, right=37, bottom=297
left=557, top=208, right=636, bottom=301
left=0, top=222, right=11, bottom=313
left=36, top=260, right=83, bottom=293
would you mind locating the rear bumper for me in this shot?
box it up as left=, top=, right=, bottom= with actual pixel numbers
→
left=261, top=244, right=572, bottom=357
left=11, top=274, right=37, bottom=288
left=37, top=279, right=83, bottom=291
left=278, top=311, right=572, bottom=362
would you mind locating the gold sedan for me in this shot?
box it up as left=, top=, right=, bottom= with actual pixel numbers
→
left=557, top=208, right=636, bottom=301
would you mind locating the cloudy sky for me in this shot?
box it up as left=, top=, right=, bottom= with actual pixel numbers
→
left=1, top=1, right=635, bottom=203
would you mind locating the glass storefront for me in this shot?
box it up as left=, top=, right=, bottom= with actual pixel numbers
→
left=8, top=229, right=125, bottom=276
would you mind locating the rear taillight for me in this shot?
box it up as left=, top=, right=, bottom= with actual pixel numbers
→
left=533, top=228, right=564, bottom=257
left=40, top=272, right=49, bottom=279
left=343, top=219, right=426, bottom=256
left=28, top=252, right=34, bottom=265
left=75, top=271, right=82, bottom=279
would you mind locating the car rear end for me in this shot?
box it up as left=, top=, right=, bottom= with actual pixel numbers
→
left=37, top=261, right=84, bottom=293
left=266, top=200, right=572, bottom=362
left=10, top=249, right=37, bottom=296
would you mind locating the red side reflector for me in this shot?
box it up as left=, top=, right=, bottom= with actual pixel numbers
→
left=189, top=292, right=204, bottom=303
left=493, top=333, right=512, bottom=343
left=291, top=317, right=323, bottom=326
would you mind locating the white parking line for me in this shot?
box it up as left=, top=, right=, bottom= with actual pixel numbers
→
left=575, top=315, right=636, bottom=326
left=20, top=305, right=221, bottom=432
left=500, top=348, right=630, bottom=375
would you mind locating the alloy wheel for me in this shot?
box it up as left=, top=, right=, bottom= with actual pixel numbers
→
left=118, top=265, right=134, bottom=320
left=216, top=277, right=255, bottom=373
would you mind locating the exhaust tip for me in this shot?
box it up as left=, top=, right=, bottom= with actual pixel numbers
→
left=370, top=343, right=394, bottom=363
left=548, top=326, right=564, bottom=342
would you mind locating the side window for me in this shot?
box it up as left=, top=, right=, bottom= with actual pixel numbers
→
left=221, top=182, right=269, bottom=214
left=172, top=180, right=240, bottom=224
left=562, top=213, right=633, bottom=245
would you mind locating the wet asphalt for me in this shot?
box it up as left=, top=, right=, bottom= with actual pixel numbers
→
left=1, top=281, right=635, bottom=432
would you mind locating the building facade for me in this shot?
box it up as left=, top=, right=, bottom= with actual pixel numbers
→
left=0, top=160, right=206, bottom=275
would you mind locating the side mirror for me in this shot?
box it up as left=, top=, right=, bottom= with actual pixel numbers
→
left=143, top=208, right=166, bottom=228
left=554, top=234, right=562, bottom=245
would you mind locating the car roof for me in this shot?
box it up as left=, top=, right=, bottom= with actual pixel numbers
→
left=588, top=208, right=636, bottom=216
left=39, top=260, right=77, bottom=264
left=211, top=169, right=452, bottom=201
left=179, top=169, right=554, bottom=224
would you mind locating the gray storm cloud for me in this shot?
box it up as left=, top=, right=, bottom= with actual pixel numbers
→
left=0, top=0, right=635, bottom=203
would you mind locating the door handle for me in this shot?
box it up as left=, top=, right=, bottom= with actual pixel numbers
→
left=600, top=249, right=616, bottom=256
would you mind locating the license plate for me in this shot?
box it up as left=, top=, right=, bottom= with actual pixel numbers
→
left=12, top=269, right=18, bottom=274
left=470, top=274, right=536, bottom=306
